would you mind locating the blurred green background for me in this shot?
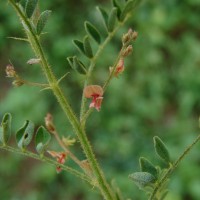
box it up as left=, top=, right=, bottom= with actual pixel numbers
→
left=0, top=0, right=200, bottom=199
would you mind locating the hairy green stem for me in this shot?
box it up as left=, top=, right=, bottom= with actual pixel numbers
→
left=9, top=1, right=115, bottom=199
left=149, top=134, right=200, bottom=200
left=0, top=145, right=90, bottom=183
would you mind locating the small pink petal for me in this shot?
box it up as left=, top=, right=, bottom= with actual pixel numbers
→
left=84, top=85, right=103, bottom=98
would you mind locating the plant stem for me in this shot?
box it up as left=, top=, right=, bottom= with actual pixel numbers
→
left=16, top=76, right=49, bottom=87
left=79, top=17, right=130, bottom=122
left=0, top=145, right=90, bottom=183
left=149, top=134, right=200, bottom=200
left=52, top=129, right=83, bottom=167
left=9, top=1, right=115, bottom=199
left=103, top=46, right=126, bottom=91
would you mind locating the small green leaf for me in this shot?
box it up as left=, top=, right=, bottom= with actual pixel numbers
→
left=20, top=0, right=27, bottom=9
left=73, top=56, right=87, bottom=74
left=66, top=56, right=74, bottom=69
left=160, top=190, right=169, bottom=200
left=108, top=7, right=118, bottom=32
left=96, top=6, right=108, bottom=29
left=14, top=0, right=21, bottom=3
left=0, top=113, right=12, bottom=145
left=111, top=0, right=121, bottom=19
left=120, top=0, right=139, bottom=21
left=35, top=126, right=51, bottom=154
left=36, top=10, right=51, bottom=35
left=16, top=120, right=34, bottom=149
left=153, top=136, right=170, bottom=164
left=139, top=157, right=158, bottom=179
left=129, top=172, right=156, bottom=188
left=73, top=40, right=86, bottom=55
left=25, top=0, right=38, bottom=18
left=83, top=36, right=93, bottom=58
left=84, top=21, right=101, bottom=44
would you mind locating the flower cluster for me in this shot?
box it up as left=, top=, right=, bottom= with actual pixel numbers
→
left=48, top=151, right=67, bottom=173
left=109, top=58, right=125, bottom=77
left=83, top=29, right=138, bottom=112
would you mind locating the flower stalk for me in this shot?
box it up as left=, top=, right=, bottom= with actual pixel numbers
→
left=149, top=134, right=200, bottom=200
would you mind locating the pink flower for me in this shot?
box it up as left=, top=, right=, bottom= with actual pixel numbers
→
left=83, top=85, right=104, bottom=111
left=109, top=58, right=125, bottom=77
left=47, top=151, right=67, bottom=173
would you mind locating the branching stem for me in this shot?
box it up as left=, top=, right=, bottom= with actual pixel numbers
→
left=149, top=134, right=200, bottom=200
left=0, top=144, right=91, bottom=184
left=8, top=1, right=121, bottom=199
left=79, top=18, right=130, bottom=122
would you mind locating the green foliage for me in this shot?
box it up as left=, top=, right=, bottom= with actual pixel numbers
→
left=97, top=6, right=108, bottom=30
left=73, top=39, right=86, bottom=55
left=84, top=21, right=101, bottom=44
left=72, top=56, right=87, bottom=74
left=83, top=36, right=93, bottom=58
left=25, top=0, right=38, bottom=18
left=1, top=0, right=200, bottom=199
left=139, top=157, right=158, bottom=178
left=129, top=172, right=156, bottom=188
left=35, top=126, right=51, bottom=154
left=16, top=120, right=34, bottom=149
left=36, top=10, right=51, bottom=35
left=111, top=0, right=121, bottom=19
left=0, top=113, right=12, bottom=145
left=154, top=136, right=170, bottom=164
left=107, top=7, right=118, bottom=32
left=120, top=0, right=139, bottom=21
left=19, top=0, right=26, bottom=8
